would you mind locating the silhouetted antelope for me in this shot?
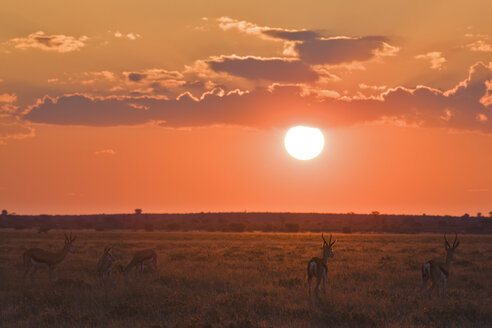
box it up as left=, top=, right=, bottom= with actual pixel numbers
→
left=121, top=249, right=158, bottom=274
left=307, top=233, right=336, bottom=296
left=23, top=232, right=76, bottom=282
left=97, top=245, right=115, bottom=283
left=420, top=233, right=460, bottom=298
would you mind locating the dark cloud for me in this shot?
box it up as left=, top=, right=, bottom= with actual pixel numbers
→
left=127, top=73, right=147, bottom=82
left=216, top=17, right=398, bottom=66
left=296, top=36, right=392, bottom=65
left=208, top=56, right=319, bottom=82
left=24, top=63, right=492, bottom=133
left=262, top=29, right=320, bottom=41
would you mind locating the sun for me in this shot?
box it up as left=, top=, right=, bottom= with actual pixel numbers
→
left=284, top=126, right=325, bottom=160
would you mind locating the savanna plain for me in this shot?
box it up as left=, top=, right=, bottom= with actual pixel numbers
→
left=0, top=231, right=491, bottom=328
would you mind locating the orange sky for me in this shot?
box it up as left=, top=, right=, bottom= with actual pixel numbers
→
left=0, top=1, right=491, bottom=215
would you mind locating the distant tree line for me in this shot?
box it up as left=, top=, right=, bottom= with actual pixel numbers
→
left=0, top=211, right=491, bottom=234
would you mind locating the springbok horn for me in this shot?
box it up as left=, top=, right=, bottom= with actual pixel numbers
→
left=444, top=233, right=451, bottom=248
left=453, top=233, right=458, bottom=248
left=322, top=233, right=328, bottom=245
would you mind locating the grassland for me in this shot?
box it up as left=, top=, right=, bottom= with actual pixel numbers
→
left=0, top=231, right=491, bottom=327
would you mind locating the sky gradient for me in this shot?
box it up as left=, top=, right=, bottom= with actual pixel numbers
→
left=1, top=1, right=491, bottom=215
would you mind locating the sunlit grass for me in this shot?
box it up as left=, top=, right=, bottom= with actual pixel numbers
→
left=0, top=231, right=491, bottom=327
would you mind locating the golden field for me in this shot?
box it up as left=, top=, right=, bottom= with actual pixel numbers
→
left=0, top=231, right=491, bottom=327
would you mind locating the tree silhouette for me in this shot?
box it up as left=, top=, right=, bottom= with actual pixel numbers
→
left=1, top=209, right=7, bottom=216
left=134, top=208, right=142, bottom=215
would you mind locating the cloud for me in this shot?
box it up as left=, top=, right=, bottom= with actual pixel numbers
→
left=25, top=95, right=153, bottom=126
left=295, top=36, right=398, bottom=65
left=0, top=92, right=34, bottom=144
left=217, top=16, right=320, bottom=42
left=467, top=40, right=492, bottom=52
left=80, top=71, right=115, bottom=84
left=0, top=115, right=35, bottom=145
left=415, top=52, right=447, bottom=70
left=113, top=31, right=141, bottom=40
left=9, top=31, right=87, bottom=53
left=481, top=79, right=492, bottom=106
left=94, top=149, right=116, bottom=155
left=207, top=56, right=319, bottom=82
left=359, top=84, right=387, bottom=91
left=23, top=63, right=492, bottom=133
left=127, top=73, right=146, bottom=82
left=217, top=17, right=399, bottom=65
left=124, top=69, right=183, bottom=83
left=217, top=17, right=318, bottom=41
left=0, top=93, right=17, bottom=103
left=0, top=93, right=18, bottom=114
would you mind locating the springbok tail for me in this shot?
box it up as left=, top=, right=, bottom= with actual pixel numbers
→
left=422, top=262, right=431, bottom=280
left=307, top=261, right=317, bottom=279
left=23, top=251, right=30, bottom=268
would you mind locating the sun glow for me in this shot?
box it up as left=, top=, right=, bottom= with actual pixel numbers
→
left=284, top=126, right=325, bottom=160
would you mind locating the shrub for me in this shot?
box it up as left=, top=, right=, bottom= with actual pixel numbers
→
left=94, top=225, right=105, bottom=231
left=38, top=225, right=52, bottom=233
left=285, top=223, right=300, bottom=232
left=228, top=222, right=246, bottom=232
left=166, top=222, right=181, bottom=231
left=260, top=224, right=274, bottom=232
left=144, top=223, right=154, bottom=232
left=342, top=226, right=352, bottom=234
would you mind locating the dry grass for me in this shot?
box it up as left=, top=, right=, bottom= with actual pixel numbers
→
left=0, top=231, right=491, bottom=327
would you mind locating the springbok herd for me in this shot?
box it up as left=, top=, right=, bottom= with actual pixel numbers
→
left=23, top=232, right=460, bottom=298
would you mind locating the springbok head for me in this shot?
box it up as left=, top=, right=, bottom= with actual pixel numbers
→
left=64, top=232, right=77, bottom=253
left=444, top=233, right=460, bottom=262
left=321, top=233, right=336, bottom=258
left=104, top=245, right=115, bottom=262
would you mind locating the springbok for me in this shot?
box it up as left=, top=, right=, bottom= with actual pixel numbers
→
left=23, top=232, right=76, bottom=282
left=420, top=233, right=460, bottom=298
left=307, top=233, right=336, bottom=296
left=97, top=245, right=115, bottom=283
left=121, top=249, right=158, bottom=274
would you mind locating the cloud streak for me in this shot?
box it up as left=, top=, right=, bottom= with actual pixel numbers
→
left=217, top=17, right=399, bottom=65
left=466, top=40, right=492, bottom=52
left=217, top=17, right=319, bottom=41
left=113, top=31, right=141, bottom=40
left=24, top=63, right=492, bottom=133
left=94, top=149, right=116, bottom=155
left=0, top=93, right=18, bottom=114
left=207, top=56, right=319, bottom=82
left=415, top=51, right=447, bottom=70
left=295, top=36, right=398, bottom=65
left=9, top=31, right=88, bottom=53
left=0, top=115, right=34, bottom=145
